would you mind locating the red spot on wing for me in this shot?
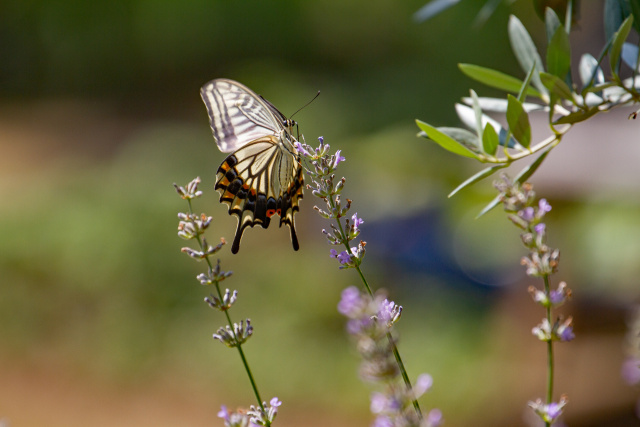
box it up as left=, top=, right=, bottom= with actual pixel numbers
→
left=266, top=208, right=282, bottom=218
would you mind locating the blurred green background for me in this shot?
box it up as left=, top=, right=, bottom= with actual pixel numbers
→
left=2, top=1, right=640, bottom=426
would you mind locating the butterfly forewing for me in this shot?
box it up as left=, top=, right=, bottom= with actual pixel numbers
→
left=202, top=79, right=304, bottom=254
left=201, top=79, right=290, bottom=153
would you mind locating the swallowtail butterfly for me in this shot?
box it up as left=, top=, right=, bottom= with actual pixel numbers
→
left=200, top=79, right=304, bottom=254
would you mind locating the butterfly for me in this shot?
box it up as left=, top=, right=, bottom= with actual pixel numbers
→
left=200, top=78, right=304, bottom=254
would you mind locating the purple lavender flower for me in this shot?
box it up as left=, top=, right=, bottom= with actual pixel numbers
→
left=622, top=357, right=640, bottom=385
left=372, top=415, right=393, bottom=427
left=294, top=141, right=311, bottom=157
left=217, top=405, right=229, bottom=421
left=318, top=136, right=324, bottom=144
left=519, top=207, right=535, bottom=222
left=528, top=396, right=568, bottom=424
left=549, top=289, right=564, bottom=305
left=370, top=392, right=389, bottom=414
left=270, top=397, right=281, bottom=407
left=378, top=299, right=395, bottom=321
left=338, top=287, right=362, bottom=316
left=269, top=397, right=282, bottom=414
left=330, top=248, right=339, bottom=259
left=534, top=223, right=546, bottom=234
left=352, top=212, right=364, bottom=229
left=539, top=198, right=552, bottom=213
left=426, top=408, right=444, bottom=427
left=337, top=250, right=352, bottom=264
left=378, top=299, right=402, bottom=326
left=333, top=149, right=346, bottom=168
left=558, top=324, right=575, bottom=342
left=554, top=317, right=575, bottom=342
left=346, top=319, right=364, bottom=335
left=413, top=373, right=433, bottom=397
left=547, top=402, right=562, bottom=420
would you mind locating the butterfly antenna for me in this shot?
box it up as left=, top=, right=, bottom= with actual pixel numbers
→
left=290, top=91, right=320, bottom=121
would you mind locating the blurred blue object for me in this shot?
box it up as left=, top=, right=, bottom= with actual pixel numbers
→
left=367, top=208, right=508, bottom=296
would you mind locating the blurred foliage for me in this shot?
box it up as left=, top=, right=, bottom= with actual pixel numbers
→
left=1, top=0, right=639, bottom=426
left=0, top=0, right=520, bottom=129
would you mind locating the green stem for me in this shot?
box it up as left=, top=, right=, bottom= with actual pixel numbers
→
left=333, top=211, right=423, bottom=419
left=544, top=274, right=553, bottom=427
left=186, top=200, right=268, bottom=422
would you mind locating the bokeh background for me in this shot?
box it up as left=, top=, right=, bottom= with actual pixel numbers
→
left=2, top=1, right=640, bottom=426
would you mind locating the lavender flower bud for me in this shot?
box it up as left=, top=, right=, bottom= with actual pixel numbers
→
left=174, top=177, right=203, bottom=199
left=532, top=318, right=552, bottom=341
left=205, top=288, right=238, bottom=311
left=313, top=205, right=331, bottom=219
left=213, top=319, right=253, bottom=347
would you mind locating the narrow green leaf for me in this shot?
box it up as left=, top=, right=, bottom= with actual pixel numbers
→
left=462, top=96, right=546, bottom=113
left=506, top=94, right=532, bottom=148
left=508, top=15, right=548, bottom=98
left=476, top=195, right=502, bottom=219
left=564, top=0, right=574, bottom=32
left=547, top=25, right=571, bottom=79
left=413, top=0, right=462, bottom=23
left=472, top=0, right=503, bottom=28
left=455, top=103, right=519, bottom=149
left=470, top=89, right=484, bottom=141
left=438, top=127, right=481, bottom=152
left=482, top=123, right=499, bottom=155
left=458, top=64, right=542, bottom=98
left=554, top=106, right=600, bottom=124
left=583, top=81, right=617, bottom=94
left=610, top=16, right=634, bottom=75
left=545, top=7, right=562, bottom=43
left=604, top=0, right=624, bottom=44
left=540, top=72, right=575, bottom=101
left=449, top=164, right=506, bottom=198
left=416, top=120, right=480, bottom=159
left=517, top=63, right=537, bottom=103
left=513, top=147, right=552, bottom=184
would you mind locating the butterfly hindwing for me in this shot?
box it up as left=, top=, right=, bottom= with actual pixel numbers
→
left=215, top=136, right=303, bottom=254
left=201, top=79, right=304, bottom=254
